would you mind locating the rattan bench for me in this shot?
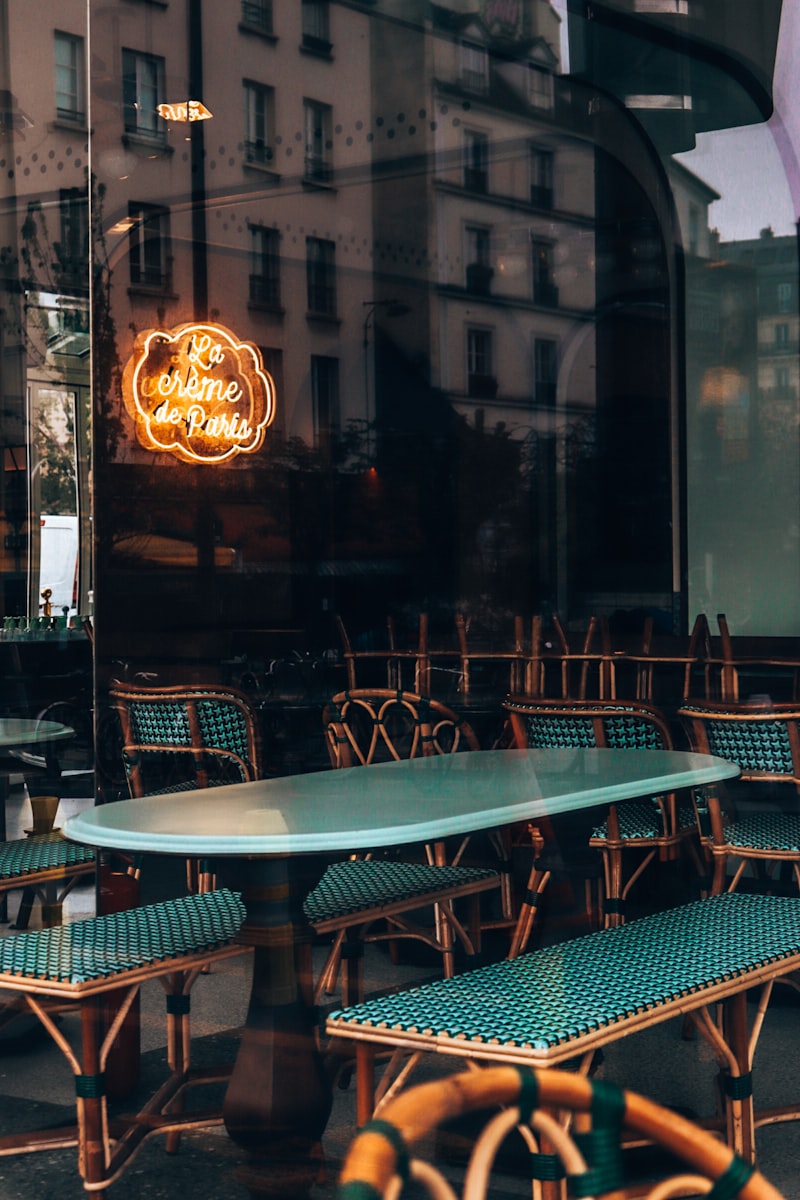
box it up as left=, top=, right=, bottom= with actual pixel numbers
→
left=326, top=892, right=800, bottom=1162
left=0, top=887, right=247, bottom=1193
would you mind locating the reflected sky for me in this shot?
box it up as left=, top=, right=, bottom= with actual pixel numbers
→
left=674, top=0, right=798, bottom=240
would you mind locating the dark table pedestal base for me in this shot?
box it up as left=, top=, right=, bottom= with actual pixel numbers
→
left=221, top=856, right=333, bottom=1199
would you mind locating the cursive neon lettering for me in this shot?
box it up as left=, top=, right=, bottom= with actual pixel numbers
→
left=125, top=321, right=276, bottom=463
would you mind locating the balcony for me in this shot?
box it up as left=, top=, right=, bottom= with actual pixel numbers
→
left=465, top=263, right=494, bottom=296
left=534, top=282, right=559, bottom=308
left=468, top=373, right=498, bottom=399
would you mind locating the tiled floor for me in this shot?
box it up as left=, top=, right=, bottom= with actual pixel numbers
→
left=1, top=781, right=799, bottom=1198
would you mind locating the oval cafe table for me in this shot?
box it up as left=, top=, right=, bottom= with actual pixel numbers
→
left=64, top=746, right=740, bottom=1200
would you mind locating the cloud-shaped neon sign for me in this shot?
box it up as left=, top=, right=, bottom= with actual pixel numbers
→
left=123, top=322, right=276, bottom=464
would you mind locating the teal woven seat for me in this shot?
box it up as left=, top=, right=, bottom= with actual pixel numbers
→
left=590, top=799, right=696, bottom=840
left=0, top=887, right=247, bottom=1191
left=0, top=887, right=245, bottom=986
left=0, top=834, right=95, bottom=881
left=680, top=700, right=800, bottom=896
left=503, top=698, right=697, bottom=926
left=0, top=833, right=96, bottom=930
left=317, top=690, right=507, bottom=1005
left=329, top=894, right=800, bottom=1051
left=328, top=892, right=800, bottom=1155
left=304, top=860, right=499, bottom=925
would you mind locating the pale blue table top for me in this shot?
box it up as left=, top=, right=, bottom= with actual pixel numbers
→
left=0, top=718, right=74, bottom=750
left=64, top=748, right=739, bottom=857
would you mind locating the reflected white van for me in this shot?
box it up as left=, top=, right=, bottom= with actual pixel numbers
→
left=39, top=514, right=78, bottom=614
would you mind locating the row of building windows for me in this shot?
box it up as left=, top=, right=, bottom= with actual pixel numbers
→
left=54, top=31, right=556, bottom=204
left=466, top=327, right=557, bottom=406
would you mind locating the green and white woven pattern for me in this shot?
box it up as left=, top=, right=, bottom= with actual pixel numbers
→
left=329, top=893, right=800, bottom=1050
left=683, top=709, right=796, bottom=776
left=0, top=835, right=95, bottom=879
left=0, top=888, right=245, bottom=984
left=304, top=859, right=498, bottom=924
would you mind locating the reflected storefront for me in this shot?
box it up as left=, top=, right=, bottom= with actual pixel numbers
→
left=0, top=0, right=797, bottom=787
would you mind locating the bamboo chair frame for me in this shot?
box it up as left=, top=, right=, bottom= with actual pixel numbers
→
left=336, top=1065, right=784, bottom=1200
left=320, top=689, right=511, bottom=1000
left=335, top=1065, right=782, bottom=1195
left=502, top=697, right=698, bottom=926
left=679, top=698, right=800, bottom=896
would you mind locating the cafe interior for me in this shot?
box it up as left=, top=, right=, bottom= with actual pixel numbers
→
left=2, top=0, right=800, bottom=1197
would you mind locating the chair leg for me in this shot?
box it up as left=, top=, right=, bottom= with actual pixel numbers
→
left=508, top=863, right=551, bottom=958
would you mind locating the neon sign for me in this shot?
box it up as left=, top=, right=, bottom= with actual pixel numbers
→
left=156, top=100, right=213, bottom=122
left=122, top=322, right=276, bottom=464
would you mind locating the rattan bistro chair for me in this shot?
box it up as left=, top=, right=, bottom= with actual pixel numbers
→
left=502, top=698, right=698, bottom=927
left=336, top=1065, right=784, bottom=1200
left=317, top=690, right=509, bottom=1003
left=110, top=683, right=264, bottom=892
left=679, top=699, right=800, bottom=896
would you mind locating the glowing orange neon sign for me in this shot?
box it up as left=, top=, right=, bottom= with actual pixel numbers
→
left=156, top=101, right=213, bottom=122
left=122, top=322, right=276, bottom=464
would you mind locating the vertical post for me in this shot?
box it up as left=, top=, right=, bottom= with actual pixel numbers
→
left=188, top=0, right=208, bottom=322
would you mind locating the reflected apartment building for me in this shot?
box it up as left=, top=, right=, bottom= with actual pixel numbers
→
left=0, top=0, right=793, bottom=686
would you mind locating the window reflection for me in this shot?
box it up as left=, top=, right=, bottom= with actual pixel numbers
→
left=0, top=0, right=795, bottom=663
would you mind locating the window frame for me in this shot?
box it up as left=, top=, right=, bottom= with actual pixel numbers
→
left=57, top=187, right=89, bottom=281
left=461, top=40, right=489, bottom=92
left=240, top=0, right=273, bottom=35
left=311, top=354, right=340, bottom=449
left=531, top=236, right=558, bottom=307
left=463, top=128, right=489, bottom=194
left=248, top=224, right=281, bottom=309
left=465, top=224, right=493, bottom=294
left=306, top=236, right=337, bottom=317
left=243, top=80, right=276, bottom=167
left=466, top=326, right=496, bottom=398
left=775, top=321, right=790, bottom=348
left=528, top=63, right=554, bottom=111
left=533, top=337, right=558, bottom=408
left=301, top=1, right=331, bottom=54
left=122, top=48, right=166, bottom=143
left=303, top=99, right=333, bottom=185
left=54, top=31, right=86, bottom=124
left=128, top=202, right=171, bottom=291
left=530, top=145, right=554, bottom=209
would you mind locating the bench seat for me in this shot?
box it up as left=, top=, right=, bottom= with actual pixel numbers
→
left=0, top=887, right=247, bottom=1192
left=0, top=833, right=96, bottom=927
left=326, top=892, right=800, bottom=1159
